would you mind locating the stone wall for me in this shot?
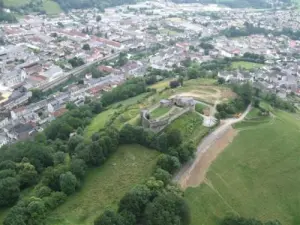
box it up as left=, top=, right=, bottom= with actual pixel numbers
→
left=141, top=96, right=195, bottom=132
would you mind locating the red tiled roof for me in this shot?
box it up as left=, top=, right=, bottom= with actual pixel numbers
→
left=52, top=108, right=68, bottom=118
left=91, top=36, right=121, bottom=48
left=98, top=65, right=114, bottom=73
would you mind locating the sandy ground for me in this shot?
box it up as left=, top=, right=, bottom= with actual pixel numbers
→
left=171, top=86, right=236, bottom=105
left=179, top=127, right=238, bottom=189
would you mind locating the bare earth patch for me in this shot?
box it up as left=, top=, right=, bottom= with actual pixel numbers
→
left=179, top=127, right=238, bottom=189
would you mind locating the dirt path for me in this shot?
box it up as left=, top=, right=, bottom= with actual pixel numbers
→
left=179, top=127, right=237, bottom=189
left=174, top=105, right=251, bottom=189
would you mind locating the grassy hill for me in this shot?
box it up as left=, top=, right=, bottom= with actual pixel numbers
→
left=185, top=110, right=300, bottom=225
left=3, top=0, right=62, bottom=15
left=47, top=144, right=160, bottom=225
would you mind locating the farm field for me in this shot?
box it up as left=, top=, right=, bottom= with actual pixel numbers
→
left=166, top=112, right=209, bottom=144
left=185, top=110, right=300, bottom=225
left=231, top=61, right=264, bottom=70
left=48, top=145, right=159, bottom=225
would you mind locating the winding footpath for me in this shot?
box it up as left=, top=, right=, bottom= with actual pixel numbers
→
left=174, top=104, right=252, bottom=187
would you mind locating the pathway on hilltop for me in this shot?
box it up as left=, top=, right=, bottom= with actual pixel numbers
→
left=173, top=104, right=252, bottom=189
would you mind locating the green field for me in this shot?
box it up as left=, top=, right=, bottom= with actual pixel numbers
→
left=150, top=79, right=172, bottom=90
left=231, top=61, right=264, bottom=70
left=48, top=145, right=159, bottom=225
left=42, top=0, right=62, bottom=14
left=195, top=103, right=208, bottom=114
left=166, top=112, right=209, bottom=143
left=85, top=94, right=150, bottom=138
left=185, top=110, right=300, bottom=225
left=151, top=107, right=171, bottom=119
left=84, top=108, right=115, bottom=139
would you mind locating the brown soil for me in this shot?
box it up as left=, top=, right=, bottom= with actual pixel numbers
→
left=203, top=108, right=210, bottom=116
left=179, top=127, right=238, bottom=189
left=221, top=89, right=237, bottom=100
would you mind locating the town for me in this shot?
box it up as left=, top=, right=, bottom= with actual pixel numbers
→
left=0, top=0, right=300, bottom=146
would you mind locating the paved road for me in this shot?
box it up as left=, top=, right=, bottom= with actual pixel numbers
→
left=173, top=104, right=252, bottom=183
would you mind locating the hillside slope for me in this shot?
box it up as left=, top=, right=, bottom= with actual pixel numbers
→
left=185, top=110, right=300, bottom=225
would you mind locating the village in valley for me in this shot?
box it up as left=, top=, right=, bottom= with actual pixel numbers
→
left=2, top=0, right=300, bottom=225
left=0, top=0, right=299, bottom=144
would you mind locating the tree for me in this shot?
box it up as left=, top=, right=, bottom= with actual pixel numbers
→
left=221, top=216, right=282, bottom=225
left=169, top=80, right=180, bottom=89
left=90, top=66, right=103, bottom=78
left=53, top=151, right=66, bottom=165
left=0, top=160, right=16, bottom=170
left=44, top=191, right=67, bottom=210
left=82, top=43, right=91, bottom=51
left=0, top=177, right=20, bottom=206
left=166, top=129, right=182, bottom=147
left=0, top=169, right=16, bottom=179
left=59, top=172, right=77, bottom=195
left=218, top=77, right=225, bottom=84
left=94, top=210, right=124, bottom=225
left=68, top=135, right=84, bottom=154
left=187, top=67, right=198, bottom=79
left=57, top=22, right=64, bottom=27
left=29, top=89, right=44, bottom=103
left=35, top=186, right=52, bottom=198
left=156, top=155, right=181, bottom=174
left=178, top=77, right=184, bottom=86
left=254, top=97, right=260, bottom=108
left=144, top=193, right=190, bottom=225
left=27, top=197, right=46, bottom=224
left=118, top=184, right=152, bottom=218
left=96, top=15, right=102, bottom=22
left=70, top=158, right=87, bottom=179
left=16, top=162, right=38, bottom=188
left=42, top=165, right=67, bottom=191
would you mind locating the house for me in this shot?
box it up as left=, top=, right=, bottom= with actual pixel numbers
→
left=160, top=99, right=172, bottom=107
left=98, top=65, right=116, bottom=73
left=5, top=122, right=36, bottom=141
left=40, top=65, right=63, bottom=82
left=0, top=133, right=8, bottom=147
left=2, top=69, right=27, bottom=88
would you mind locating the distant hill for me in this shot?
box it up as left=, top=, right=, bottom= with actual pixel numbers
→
left=1, top=0, right=136, bottom=16
left=53, top=0, right=136, bottom=11
left=171, top=0, right=291, bottom=8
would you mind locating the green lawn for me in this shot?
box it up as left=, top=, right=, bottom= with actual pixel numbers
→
left=112, top=106, right=141, bottom=129
left=166, top=112, right=209, bottom=143
left=231, top=61, right=264, bottom=70
left=195, top=103, right=208, bottom=114
left=151, top=107, right=171, bottom=119
left=42, top=0, right=62, bottom=15
left=84, top=108, right=116, bottom=139
left=48, top=145, right=159, bottom=225
left=185, top=111, right=300, bottom=225
left=150, top=79, right=172, bottom=90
